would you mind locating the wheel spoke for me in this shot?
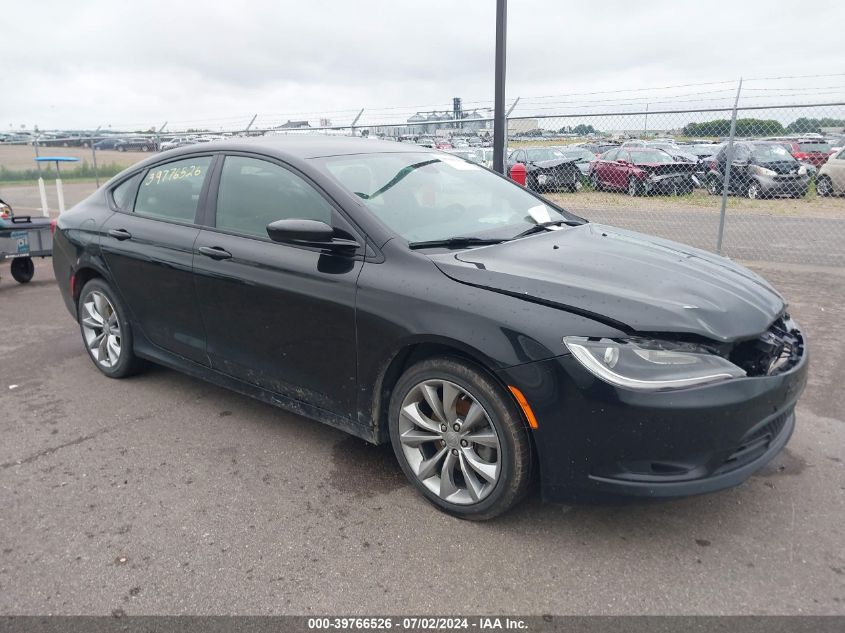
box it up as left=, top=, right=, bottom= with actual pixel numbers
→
left=98, top=334, right=109, bottom=365
left=88, top=331, right=105, bottom=352
left=107, top=335, right=120, bottom=364
left=461, top=447, right=498, bottom=483
left=458, top=452, right=484, bottom=502
left=441, top=381, right=460, bottom=423
left=462, top=429, right=499, bottom=449
left=439, top=451, right=459, bottom=499
left=401, top=402, right=441, bottom=434
left=416, top=446, right=448, bottom=480
left=421, top=383, right=446, bottom=422
left=84, top=301, right=104, bottom=325
left=400, top=428, right=441, bottom=448
left=461, top=401, right=485, bottom=433
left=92, top=292, right=108, bottom=318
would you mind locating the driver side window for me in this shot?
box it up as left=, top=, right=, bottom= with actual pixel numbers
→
left=215, top=156, right=334, bottom=239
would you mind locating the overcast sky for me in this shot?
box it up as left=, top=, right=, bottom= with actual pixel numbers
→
left=3, top=0, right=845, bottom=131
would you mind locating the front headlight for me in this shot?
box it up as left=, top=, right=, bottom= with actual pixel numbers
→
left=563, top=337, right=746, bottom=391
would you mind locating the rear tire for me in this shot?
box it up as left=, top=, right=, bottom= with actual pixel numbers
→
left=10, top=257, right=34, bottom=283
left=388, top=357, right=533, bottom=520
left=568, top=169, right=582, bottom=192
left=747, top=180, right=761, bottom=199
left=816, top=176, right=833, bottom=197
left=590, top=172, right=602, bottom=191
left=77, top=278, right=145, bottom=378
left=628, top=176, right=641, bottom=197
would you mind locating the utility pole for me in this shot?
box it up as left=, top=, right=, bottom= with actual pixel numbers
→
left=492, top=0, right=507, bottom=174
left=716, top=78, right=743, bottom=255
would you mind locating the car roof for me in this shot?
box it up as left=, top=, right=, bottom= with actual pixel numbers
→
left=162, top=135, right=422, bottom=160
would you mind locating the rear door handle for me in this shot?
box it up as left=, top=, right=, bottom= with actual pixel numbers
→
left=198, top=246, right=232, bottom=260
left=108, top=228, right=132, bottom=241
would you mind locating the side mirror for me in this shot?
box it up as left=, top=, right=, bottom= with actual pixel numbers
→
left=266, top=219, right=358, bottom=254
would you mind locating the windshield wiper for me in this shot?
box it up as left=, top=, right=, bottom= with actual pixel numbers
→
left=511, top=220, right=567, bottom=240
left=408, top=237, right=508, bottom=250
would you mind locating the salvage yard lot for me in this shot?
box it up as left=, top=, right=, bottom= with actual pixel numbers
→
left=1, top=247, right=843, bottom=614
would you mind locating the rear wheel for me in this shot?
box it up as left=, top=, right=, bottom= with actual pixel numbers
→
left=628, top=176, right=641, bottom=197
left=10, top=257, right=34, bottom=283
left=568, top=169, right=582, bottom=192
left=77, top=278, right=145, bottom=378
left=816, top=176, right=833, bottom=197
left=590, top=171, right=602, bottom=191
left=747, top=180, right=761, bottom=199
left=389, top=357, right=533, bottom=520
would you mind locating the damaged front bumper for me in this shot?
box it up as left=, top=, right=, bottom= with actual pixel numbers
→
left=497, top=323, right=808, bottom=503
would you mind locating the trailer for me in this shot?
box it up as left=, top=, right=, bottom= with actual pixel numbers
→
left=0, top=199, right=53, bottom=284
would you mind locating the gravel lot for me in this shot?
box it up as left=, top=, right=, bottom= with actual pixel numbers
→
left=0, top=246, right=843, bottom=614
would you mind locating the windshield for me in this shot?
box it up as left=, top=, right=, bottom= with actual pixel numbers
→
left=797, top=142, right=831, bottom=152
left=558, top=148, right=595, bottom=160
left=524, top=148, right=566, bottom=161
left=318, top=152, right=569, bottom=243
left=751, top=144, right=796, bottom=162
left=628, top=150, right=676, bottom=164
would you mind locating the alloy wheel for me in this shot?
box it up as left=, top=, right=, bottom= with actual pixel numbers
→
left=817, top=177, right=832, bottom=197
left=748, top=182, right=760, bottom=199
left=398, top=379, right=501, bottom=505
left=80, top=291, right=122, bottom=368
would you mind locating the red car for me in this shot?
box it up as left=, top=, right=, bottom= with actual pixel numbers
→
left=435, top=141, right=453, bottom=150
left=589, top=148, right=696, bottom=196
left=773, top=139, right=833, bottom=168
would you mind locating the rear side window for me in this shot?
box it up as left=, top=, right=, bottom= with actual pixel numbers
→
left=215, top=156, right=334, bottom=239
left=111, top=173, right=142, bottom=211
left=134, top=156, right=212, bottom=223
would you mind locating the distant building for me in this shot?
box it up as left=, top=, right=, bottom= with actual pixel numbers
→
left=277, top=120, right=311, bottom=129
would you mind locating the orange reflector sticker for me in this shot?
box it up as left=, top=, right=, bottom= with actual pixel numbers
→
left=508, top=386, right=539, bottom=430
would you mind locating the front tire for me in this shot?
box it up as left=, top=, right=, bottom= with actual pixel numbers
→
left=816, top=176, right=833, bottom=197
left=388, top=357, right=533, bottom=520
left=77, top=278, right=145, bottom=378
left=747, top=180, right=761, bottom=199
left=628, top=176, right=641, bottom=197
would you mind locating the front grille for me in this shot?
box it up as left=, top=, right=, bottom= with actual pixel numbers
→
left=714, top=408, right=792, bottom=475
left=729, top=315, right=804, bottom=377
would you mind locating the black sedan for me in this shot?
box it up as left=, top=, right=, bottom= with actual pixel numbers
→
left=53, top=137, right=808, bottom=519
left=507, top=147, right=583, bottom=193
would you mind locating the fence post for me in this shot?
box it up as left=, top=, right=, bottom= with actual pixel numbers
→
left=716, top=78, right=743, bottom=255
left=492, top=0, right=507, bottom=174
left=350, top=108, right=364, bottom=137
left=33, top=135, right=49, bottom=216
left=90, top=126, right=101, bottom=188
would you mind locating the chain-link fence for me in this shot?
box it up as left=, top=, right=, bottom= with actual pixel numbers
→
left=2, top=99, right=844, bottom=267
left=502, top=102, right=845, bottom=268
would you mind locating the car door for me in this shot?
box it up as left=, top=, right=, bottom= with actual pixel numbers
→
left=100, top=155, right=215, bottom=364
left=606, top=150, right=629, bottom=190
left=192, top=153, right=364, bottom=420
left=595, top=148, right=618, bottom=187
left=828, top=149, right=845, bottom=193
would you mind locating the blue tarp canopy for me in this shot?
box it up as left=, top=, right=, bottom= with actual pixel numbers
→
left=35, top=157, right=80, bottom=162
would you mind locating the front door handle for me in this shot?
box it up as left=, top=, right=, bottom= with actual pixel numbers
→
left=198, top=246, right=232, bottom=260
left=108, top=228, right=132, bottom=241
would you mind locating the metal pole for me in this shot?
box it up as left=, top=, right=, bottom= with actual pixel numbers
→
left=34, top=135, right=49, bottom=216
left=156, top=121, right=167, bottom=151
left=716, top=78, right=743, bottom=255
left=90, top=126, right=101, bottom=188
left=643, top=103, right=649, bottom=137
left=244, top=114, right=258, bottom=135
left=350, top=108, right=364, bottom=137
left=55, top=161, right=66, bottom=214
left=492, top=0, right=507, bottom=174
left=503, top=97, right=519, bottom=170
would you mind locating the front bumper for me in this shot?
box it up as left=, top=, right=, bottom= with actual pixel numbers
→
left=755, top=173, right=809, bottom=196
left=498, top=338, right=808, bottom=503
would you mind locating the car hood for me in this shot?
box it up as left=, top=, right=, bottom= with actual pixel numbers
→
left=428, top=224, right=785, bottom=342
left=530, top=158, right=578, bottom=169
